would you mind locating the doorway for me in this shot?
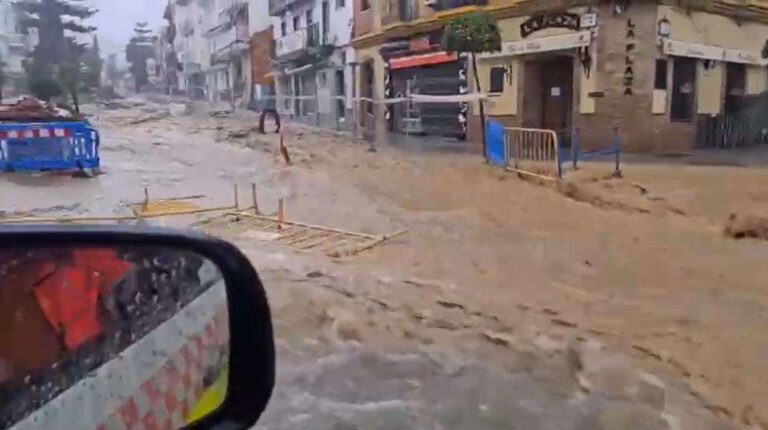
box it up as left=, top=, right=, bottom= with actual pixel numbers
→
left=540, top=57, right=573, bottom=132
left=522, top=55, right=573, bottom=135
left=670, top=57, right=696, bottom=122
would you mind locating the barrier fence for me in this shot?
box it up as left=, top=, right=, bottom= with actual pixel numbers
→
left=503, top=127, right=563, bottom=181
left=571, top=127, right=622, bottom=177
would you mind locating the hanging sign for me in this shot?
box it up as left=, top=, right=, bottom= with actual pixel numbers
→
left=520, top=13, right=580, bottom=38
left=479, top=31, right=591, bottom=58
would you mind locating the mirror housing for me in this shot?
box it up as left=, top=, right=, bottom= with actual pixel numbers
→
left=0, top=225, right=275, bottom=430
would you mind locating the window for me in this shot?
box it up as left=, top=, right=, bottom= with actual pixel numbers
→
left=670, top=57, right=696, bottom=122
left=336, top=0, right=345, bottom=8
left=489, top=67, right=505, bottom=94
left=654, top=59, right=667, bottom=90
left=361, top=0, right=370, bottom=11
left=306, top=10, right=313, bottom=25
left=281, top=19, right=286, bottom=36
left=725, top=62, right=746, bottom=115
left=292, top=15, right=300, bottom=31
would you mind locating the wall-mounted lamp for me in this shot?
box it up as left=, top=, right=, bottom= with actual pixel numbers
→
left=658, top=16, right=671, bottom=38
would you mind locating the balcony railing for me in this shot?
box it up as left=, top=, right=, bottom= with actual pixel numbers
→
left=275, top=23, right=329, bottom=59
left=269, top=0, right=312, bottom=16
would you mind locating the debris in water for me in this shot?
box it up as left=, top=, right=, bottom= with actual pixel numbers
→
left=481, top=330, right=513, bottom=346
left=724, top=213, right=768, bottom=240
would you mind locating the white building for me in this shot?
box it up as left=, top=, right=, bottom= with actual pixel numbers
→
left=172, top=0, right=214, bottom=99
left=203, top=0, right=250, bottom=105
left=270, top=0, right=355, bottom=129
left=0, top=2, right=36, bottom=97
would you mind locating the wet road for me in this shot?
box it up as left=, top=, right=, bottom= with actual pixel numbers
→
left=0, top=103, right=745, bottom=429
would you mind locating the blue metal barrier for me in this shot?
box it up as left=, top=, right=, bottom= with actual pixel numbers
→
left=0, top=121, right=99, bottom=172
left=571, top=127, right=622, bottom=176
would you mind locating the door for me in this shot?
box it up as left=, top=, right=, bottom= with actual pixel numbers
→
left=670, top=57, right=696, bottom=122
left=540, top=56, right=573, bottom=133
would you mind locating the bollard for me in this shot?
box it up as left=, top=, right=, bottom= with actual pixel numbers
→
left=572, top=128, right=581, bottom=170
left=233, top=184, right=239, bottom=210
left=251, top=183, right=260, bottom=215
left=277, top=198, right=285, bottom=230
left=613, top=127, right=622, bottom=177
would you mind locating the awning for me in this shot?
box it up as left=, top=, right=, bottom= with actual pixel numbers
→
left=663, top=39, right=766, bottom=65
left=479, top=31, right=591, bottom=59
left=389, top=52, right=457, bottom=70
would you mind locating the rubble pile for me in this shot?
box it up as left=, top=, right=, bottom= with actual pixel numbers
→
left=0, top=97, right=81, bottom=122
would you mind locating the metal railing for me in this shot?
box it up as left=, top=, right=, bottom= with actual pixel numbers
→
left=504, top=127, right=562, bottom=181
left=571, top=127, right=622, bottom=177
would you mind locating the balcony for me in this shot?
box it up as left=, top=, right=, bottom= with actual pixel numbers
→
left=184, top=62, right=202, bottom=74
left=220, top=0, right=248, bottom=17
left=275, top=23, right=329, bottom=60
left=209, top=20, right=250, bottom=64
left=269, top=0, right=312, bottom=16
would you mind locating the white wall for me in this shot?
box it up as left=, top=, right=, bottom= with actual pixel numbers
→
left=272, top=0, right=352, bottom=47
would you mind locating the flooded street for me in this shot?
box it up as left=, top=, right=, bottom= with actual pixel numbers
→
left=3, top=100, right=768, bottom=429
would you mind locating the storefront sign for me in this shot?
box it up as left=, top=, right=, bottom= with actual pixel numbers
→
left=581, top=13, right=597, bottom=28
left=663, top=39, right=725, bottom=61
left=624, top=19, right=635, bottom=96
left=520, top=13, right=580, bottom=38
left=723, top=48, right=764, bottom=65
left=481, top=31, right=591, bottom=58
left=663, top=39, right=767, bottom=65
left=389, top=51, right=457, bottom=70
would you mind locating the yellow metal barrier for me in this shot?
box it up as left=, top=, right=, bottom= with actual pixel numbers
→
left=503, top=127, right=562, bottom=181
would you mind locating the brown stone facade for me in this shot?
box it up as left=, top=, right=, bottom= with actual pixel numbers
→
left=354, top=0, right=374, bottom=37
left=250, top=27, right=274, bottom=87
left=482, top=3, right=696, bottom=153
left=573, top=2, right=693, bottom=153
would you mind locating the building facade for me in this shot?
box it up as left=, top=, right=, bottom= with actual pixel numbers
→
left=205, top=0, right=251, bottom=105
left=270, top=0, right=356, bottom=130
left=0, top=3, right=36, bottom=98
left=352, top=0, right=768, bottom=153
left=172, top=0, right=214, bottom=99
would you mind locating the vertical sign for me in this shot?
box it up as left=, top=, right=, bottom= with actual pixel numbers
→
left=624, top=18, right=635, bottom=96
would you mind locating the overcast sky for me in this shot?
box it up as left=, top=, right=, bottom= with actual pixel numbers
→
left=90, top=0, right=166, bottom=56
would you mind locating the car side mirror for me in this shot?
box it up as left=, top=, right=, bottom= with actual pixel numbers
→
left=0, top=226, right=275, bottom=430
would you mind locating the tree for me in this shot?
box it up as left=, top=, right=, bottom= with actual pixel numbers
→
left=15, top=0, right=96, bottom=100
left=56, top=37, right=87, bottom=112
left=125, top=22, right=154, bottom=93
left=82, top=34, right=103, bottom=90
left=442, top=12, right=501, bottom=159
left=105, top=53, right=119, bottom=87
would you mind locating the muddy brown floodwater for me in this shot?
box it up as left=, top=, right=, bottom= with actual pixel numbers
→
left=3, top=100, right=768, bottom=429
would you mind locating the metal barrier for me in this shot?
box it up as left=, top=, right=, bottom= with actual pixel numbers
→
left=571, top=127, right=622, bottom=177
left=504, top=127, right=562, bottom=181
left=0, top=121, right=99, bottom=172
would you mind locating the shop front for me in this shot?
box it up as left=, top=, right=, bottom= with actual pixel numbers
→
left=476, top=3, right=768, bottom=153
left=378, top=34, right=471, bottom=140
left=476, top=11, right=596, bottom=148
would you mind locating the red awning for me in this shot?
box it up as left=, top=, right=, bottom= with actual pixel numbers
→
left=389, top=52, right=458, bottom=70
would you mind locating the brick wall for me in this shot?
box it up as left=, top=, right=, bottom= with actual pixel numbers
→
left=250, top=27, right=274, bottom=87
left=574, top=3, right=694, bottom=153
